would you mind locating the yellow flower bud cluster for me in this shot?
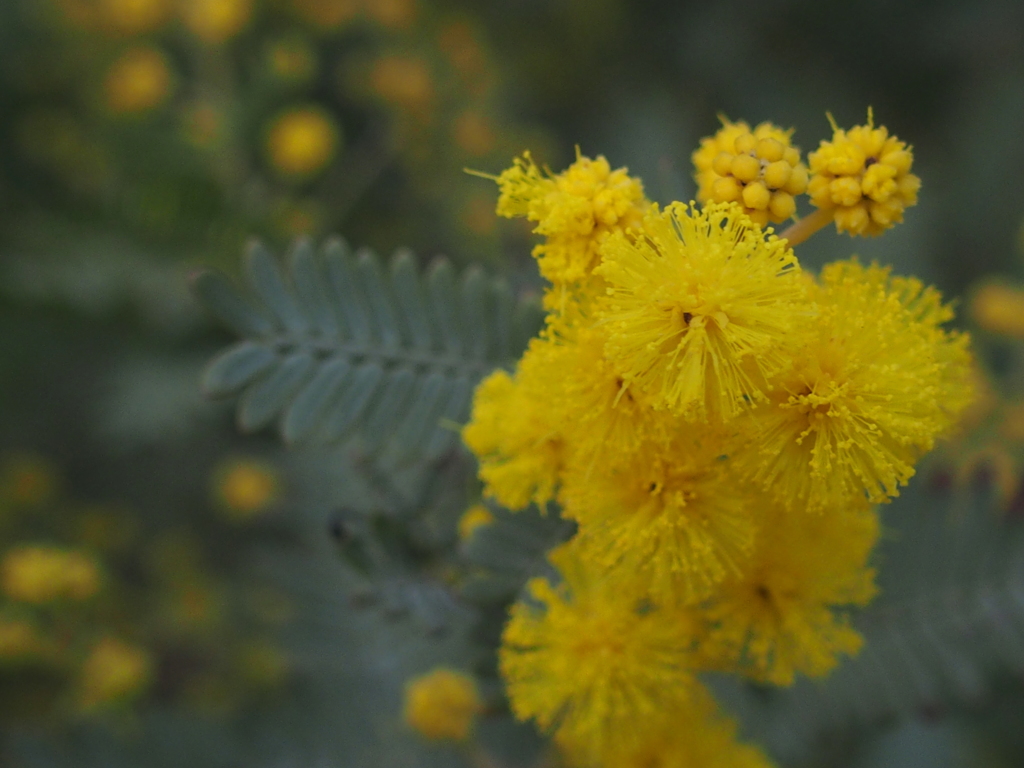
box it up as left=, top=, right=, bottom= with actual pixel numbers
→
left=695, top=113, right=920, bottom=242
left=807, top=114, right=921, bottom=236
left=693, top=120, right=808, bottom=227
left=492, top=151, right=648, bottom=290
left=464, top=119, right=973, bottom=767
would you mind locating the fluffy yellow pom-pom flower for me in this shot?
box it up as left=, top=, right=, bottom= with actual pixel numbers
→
left=807, top=113, right=920, bottom=236
left=745, top=260, right=973, bottom=510
left=617, top=688, right=776, bottom=768
left=500, top=542, right=703, bottom=767
left=494, top=151, right=648, bottom=288
left=699, top=500, right=878, bottom=685
left=693, top=120, right=808, bottom=227
left=562, top=434, right=756, bottom=606
left=596, top=201, right=807, bottom=421
left=462, top=342, right=565, bottom=510
left=551, top=326, right=674, bottom=473
left=403, top=668, right=481, bottom=741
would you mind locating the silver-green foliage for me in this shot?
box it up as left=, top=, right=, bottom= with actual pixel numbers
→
left=193, top=238, right=543, bottom=462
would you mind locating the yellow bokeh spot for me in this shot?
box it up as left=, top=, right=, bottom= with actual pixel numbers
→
left=266, top=107, right=340, bottom=178
left=215, top=458, right=280, bottom=519
left=452, top=110, right=496, bottom=157
left=404, top=668, right=481, bottom=741
left=180, top=0, right=252, bottom=44
left=1, top=546, right=101, bottom=603
left=692, top=119, right=807, bottom=228
left=0, top=618, right=45, bottom=660
left=457, top=504, right=494, bottom=540
left=807, top=112, right=920, bottom=237
left=370, top=55, right=434, bottom=119
left=104, top=47, right=173, bottom=114
left=438, top=21, right=487, bottom=76
left=79, top=637, right=151, bottom=710
left=364, top=0, right=417, bottom=28
left=970, top=282, right=1024, bottom=337
left=98, top=0, right=171, bottom=34
left=291, top=0, right=359, bottom=28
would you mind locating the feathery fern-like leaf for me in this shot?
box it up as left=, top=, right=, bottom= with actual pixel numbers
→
left=193, top=237, right=543, bottom=458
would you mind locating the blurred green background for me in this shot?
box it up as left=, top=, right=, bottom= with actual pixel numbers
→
left=1, top=0, right=1024, bottom=766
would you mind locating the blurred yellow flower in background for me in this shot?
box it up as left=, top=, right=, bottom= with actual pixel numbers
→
left=95, top=0, right=172, bottom=34
left=364, top=0, right=417, bottom=29
left=104, top=47, right=173, bottom=114
left=452, top=110, right=496, bottom=157
left=970, top=282, right=1024, bottom=338
left=79, top=636, right=151, bottom=710
left=370, top=55, right=434, bottom=121
left=0, top=617, right=46, bottom=661
left=266, top=107, right=340, bottom=178
left=213, top=458, right=281, bottom=520
left=404, top=668, right=481, bottom=741
left=180, top=0, right=253, bottom=43
left=1, top=546, right=101, bottom=603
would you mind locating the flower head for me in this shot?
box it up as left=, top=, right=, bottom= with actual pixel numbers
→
left=617, top=688, right=776, bottom=768
left=495, top=151, right=648, bottom=287
left=807, top=113, right=920, bottom=236
left=596, top=202, right=807, bottom=421
left=693, top=120, right=808, bottom=227
left=500, top=542, right=701, bottom=766
left=551, top=326, right=674, bottom=472
left=699, top=500, right=878, bottom=685
left=562, top=435, right=757, bottom=605
left=403, top=668, right=481, bottom=741
left=745, top=260, right=973, bottom=510
left=462, top=343, right=565, bottom=510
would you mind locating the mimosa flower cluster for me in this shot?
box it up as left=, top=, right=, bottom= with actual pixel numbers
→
left=461, top=115, right=974, bottom=767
